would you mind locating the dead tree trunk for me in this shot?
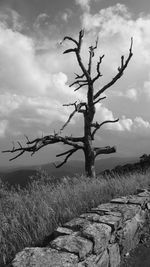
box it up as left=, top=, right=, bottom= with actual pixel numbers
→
left=83, top=79, right=95, bottom=177
left=3, top=30, right=133, bottom=178
left=84, top=112, right=95, bottom=177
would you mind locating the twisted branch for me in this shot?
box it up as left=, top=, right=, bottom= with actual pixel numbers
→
left=3, top=134, right=83, bottom=161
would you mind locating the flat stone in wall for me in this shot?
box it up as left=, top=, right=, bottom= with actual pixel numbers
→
left=50, top=234, right=93, bottom=259
left=81, top=222, right=111, bottom=255
left=11, top=247, right=79, bottom=267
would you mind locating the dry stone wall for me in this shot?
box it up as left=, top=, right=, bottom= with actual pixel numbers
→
left=10, top=188, right=150, bottom=267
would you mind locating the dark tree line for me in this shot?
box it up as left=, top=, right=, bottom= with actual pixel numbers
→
left=102, top=154, right=150, bottom=177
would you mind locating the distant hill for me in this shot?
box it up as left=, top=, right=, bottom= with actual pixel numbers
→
left=0, top=156, right=138, bottom=188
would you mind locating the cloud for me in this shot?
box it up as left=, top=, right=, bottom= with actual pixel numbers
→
left=61, top=9, right=72, bottom=22
left=75, top=0, right=91, bottom=12
left=81, top=3, right=131, bottom=31
left=95, top=104, right=132, bottom=131
left=33, top=13, right=50, bottom=29
left=0, top=24, right=52, bottom=96
left=0, top=20, right=89, bottom=138
left=0, top=8, right=24, bottom=31
left=114, top=115, right=150, bottom=133
left=125, top=88, right=138, bottom=101
left=134, top=116, right=150, bottom=129
left=95, top=104, right=150, bottom=133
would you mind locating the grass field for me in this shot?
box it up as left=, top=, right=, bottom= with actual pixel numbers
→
left=0, top=169, right=150, bottom=266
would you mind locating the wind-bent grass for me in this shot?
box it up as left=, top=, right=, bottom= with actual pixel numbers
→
left=0, top=170, right=150, bottom=265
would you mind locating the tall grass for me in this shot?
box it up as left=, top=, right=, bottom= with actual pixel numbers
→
left=0, top=170, right=150, bottom=266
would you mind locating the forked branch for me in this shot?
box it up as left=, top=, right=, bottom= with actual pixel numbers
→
left=94, top=38, right=133, bottom=100
left=3, top=134, right=84, bottom=161
left=62, top=30, right=91, bottom=81
left=61, top=101, right=87, bottom=132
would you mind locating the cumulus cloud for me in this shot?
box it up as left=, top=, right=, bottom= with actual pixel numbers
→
left=82, top=3, right=131, bottom=31
left=95, top=104, right=150, bottom=133
left=0, top=24, right=51, bottom=96
left=0, top=21, right=86, bottom=138
left=115, top=116, right=150, bottom=133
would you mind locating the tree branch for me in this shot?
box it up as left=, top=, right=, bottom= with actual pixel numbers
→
left=54, top=147, right=79, bottom=168
left=62, top=30, right=90, bottom=81
left=93, top=96, right=106, bottom=105
left=88, top=37, right=99, bottom=75
left=74, top=83, right=88, bottom=91
left=60, top=108, right=77, bottom=132
left=2, top=134, right=84, bottom=161
left=91, top=118, right=119, bottom=139
left=78, top=29, right=84, bottom=53
left=61, top=102, right=87, bottom=131
left=94, top=38, right=133, bottom=100
left=65, top=136, right=84, bottom=142
left=63, top=101, right=77, bottom=107
left=70, top=79, right=87, bottom=86
left=94, top=146, right=116, bottom=158
left=62, top=36, right=78, bottom=46
left=92, top=55, right=104, bottom=83
left=63, top=48, right=77, bottom=54
left=74, top=73, right=85, bottom=80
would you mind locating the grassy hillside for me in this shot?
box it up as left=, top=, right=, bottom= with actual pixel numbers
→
left=0, top=168, right=150, bottom=266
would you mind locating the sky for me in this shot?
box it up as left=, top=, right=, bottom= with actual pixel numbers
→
left=0, top=0, right=150, bottom=167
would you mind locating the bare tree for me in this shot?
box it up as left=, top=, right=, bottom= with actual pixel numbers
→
left=3, top=30, right=133, bottom=178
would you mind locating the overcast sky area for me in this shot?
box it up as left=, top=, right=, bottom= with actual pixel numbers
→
left=0, top=0, right=150, bottom=167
